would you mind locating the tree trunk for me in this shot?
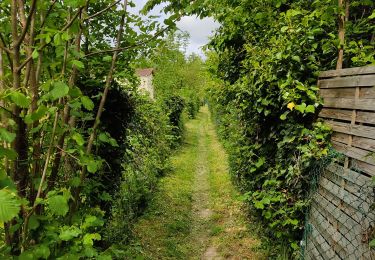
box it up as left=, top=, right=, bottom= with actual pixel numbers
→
left=336, top=0, right=349, bottom=69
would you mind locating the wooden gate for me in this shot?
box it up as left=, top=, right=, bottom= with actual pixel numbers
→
left=303, top=66, right=375, bottom=259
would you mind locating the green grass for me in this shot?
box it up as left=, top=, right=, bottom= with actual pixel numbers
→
left=121, top=115, right=200, bottom=259
left=121, top=107, right=265, bottom=259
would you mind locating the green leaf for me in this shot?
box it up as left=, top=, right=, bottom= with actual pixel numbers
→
left=0, top=147, right=17, bottom=160
left=24, top=105, right=49, bottom=124
left=369, top=11, right=375, bottom=19
left=305, top=105, right=315, bottom=113
left=254, top=201, right=264, bottom=209
left=264, top=211, right=272, bottom=219
left=83, top=233, right=101, bottom=246
left=0, top=128, right=16, bottom=143
left=0, top=175, right=17, bottom=191
left=291, top=242, right=299, bottom=250
left=98, top=132, right=118, bottom=147
left=28, top=215, right=40, bottom=231
left=81, top=96, right=94, bottom=111
left=72, top=60, right=84, bottom=69
left=50, top=81, right=69, bottom=100
left=0, top=188, right=21, bottom=222
left=255, top=157, right=265, bottom=168
left=295, top=103, right=306, bottom=113
left=370, top=239, right=375, bottom=247
left=9, top=92, right=30, bottom=108
left=32, top=49, right=39, bottom=59
left=82, top=215, right=104, bottom=230
left=0, top=169, right=6, bottom=181
left=292, top=56, right=300, bottom=62
left=72, top=133, right=85, bottom=146
left=102, top=56, right=112, bottom=62
left=280, top=112, right=287, bottom=120
left=54, top=34, right=61, bottom=45
left=47, top=195, right=69, bottom=216
left=290, top=219, right=299, bottom=226
left=262, top=197, right=271, bottom=205
left=280, top=26, right=289, bottom=33
left=87, top=160, right=99, bottom=173
left=59, top=226, right=82, bottom=241
left=19, top=251, right=35, bottom=260
left=34, top=244, right=51, bottom=259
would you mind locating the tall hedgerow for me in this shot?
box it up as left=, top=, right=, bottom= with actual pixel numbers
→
left=144, top=0, right=374, bottom=257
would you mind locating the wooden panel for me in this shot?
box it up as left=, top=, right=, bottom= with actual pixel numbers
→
left=323, top=170, right=363, bottom=198
left=332, top=132, right=350, bottom=144
left=352, top=159, right=375, bottom=176
left=306, top=66, right=375, bottom=260
left=360, top=87, right=375, bottom=99
left=320, top=87, right=375, bottom=99
left=327, top=163, right=369, bottom=187
left=310, top=210, right=351, bottom=259
left=319, top=75, right=375, bottom=88
left=357, top=111, right=375, bottom=125
left=322, top=98, right=375, bottom=111
left=320, top=175, right=370, bottom=212
left=319, top=179, right=365, bottom=223
left=313, top=190, right=375, bottom=259
left=319, top=108, right=352, bottom=121
left=332, top=133, right=375, bottom=152
left=327, top=121, right=375, bottom=140
left=320, top=109, right=375, bottom=124
left=305, top=236, right=324, bottom=260
left=353, top=136, right=375, bottom=152
left=308, top=220, right=340, bottom=259
left=333, top=141, right=375, bottom=166
left=319, top=66, right=375, bottom=78
left=319, top=88, right=355, bottom=98
left=313, top=193, right=361, bottom=233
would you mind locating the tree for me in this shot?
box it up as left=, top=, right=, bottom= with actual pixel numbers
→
left=0, top=0, right=177, bottom=257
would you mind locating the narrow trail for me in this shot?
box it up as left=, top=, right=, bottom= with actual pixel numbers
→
left=129, top=107, right=264, bottom=259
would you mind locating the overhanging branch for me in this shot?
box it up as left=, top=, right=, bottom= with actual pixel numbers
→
left=84, top=26, right=170, bottom=57
left=17, top=7, right=84, bottom=72
left=85, top=0, right=121, bottom=21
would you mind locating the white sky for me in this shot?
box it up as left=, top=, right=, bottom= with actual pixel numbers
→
left=130, top=0, right=219, bottom=56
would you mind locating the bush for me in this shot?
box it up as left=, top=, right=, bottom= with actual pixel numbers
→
left=104, top=93, right=171, bottom=245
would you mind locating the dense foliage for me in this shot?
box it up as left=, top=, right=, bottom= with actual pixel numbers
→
left=0, top=0, right=188, bottom=258
left=145, top=0, right=375, bottom=257
left=137, top=32, right=207, bottom=143
left=207, top=0, right=374, bottom=257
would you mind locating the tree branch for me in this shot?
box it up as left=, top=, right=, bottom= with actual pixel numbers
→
left=0, top=106, right=19, bottom=119
left=84, top=26, right=170, bottom=57
left=40, top=0, right=58, bottom=28
left=17, top=7, right=84, bottom=72
left=15, top=0, right=38, bottom=47
left=84, top=0, right=121, bottom=21
left=0, top=33, right=11, bottom=54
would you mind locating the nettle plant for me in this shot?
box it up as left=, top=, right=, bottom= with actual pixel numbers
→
left=0, top=0, right=177, bottom=258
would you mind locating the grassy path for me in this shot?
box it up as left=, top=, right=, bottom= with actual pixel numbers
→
left=127, top=107, right=264, bottom=259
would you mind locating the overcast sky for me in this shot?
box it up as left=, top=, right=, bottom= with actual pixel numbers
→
left=130, top=0, right=219, bottom=56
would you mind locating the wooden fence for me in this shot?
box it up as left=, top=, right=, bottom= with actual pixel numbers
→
left=303, top=66, right=375, bottom=259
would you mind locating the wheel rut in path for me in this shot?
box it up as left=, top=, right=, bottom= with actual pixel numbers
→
left=191, top=120, right=220, bottom=259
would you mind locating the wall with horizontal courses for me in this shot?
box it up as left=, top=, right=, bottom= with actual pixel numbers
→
left=303, top=66, right=375, bottom=260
